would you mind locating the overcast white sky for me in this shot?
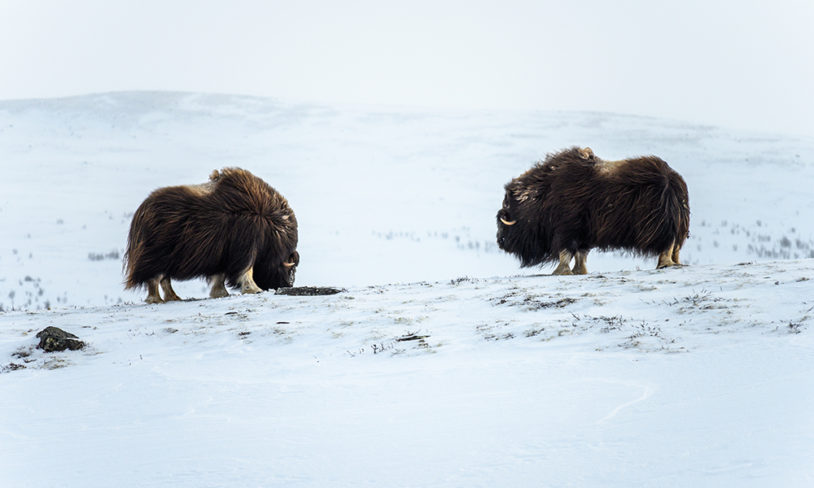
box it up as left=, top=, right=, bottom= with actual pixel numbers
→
left=1, top=0, right=813, bottom=136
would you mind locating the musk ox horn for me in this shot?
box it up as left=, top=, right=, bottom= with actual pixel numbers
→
left=282, top=261, right=296, bottom=268
left=500, top=217, right=517, bottom=226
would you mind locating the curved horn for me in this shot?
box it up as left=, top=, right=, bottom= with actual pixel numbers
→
left=282, top=260, right=296, bottom=268
left=500, top=218, right=517, bottom=226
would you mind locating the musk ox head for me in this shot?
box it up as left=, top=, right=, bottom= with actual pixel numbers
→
left=255, top=249, right=300, bottom=290
left=496, top=147, right=596, bottom=265
left=496, top=181, right=552, bottom=268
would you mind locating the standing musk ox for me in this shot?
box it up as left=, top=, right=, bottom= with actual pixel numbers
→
left=124, top=168, right=299, bottom=303
left=496, top=147, right=689, bottom=274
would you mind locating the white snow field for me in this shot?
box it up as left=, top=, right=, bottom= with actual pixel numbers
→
left=1, top=92, right=813, bottom=487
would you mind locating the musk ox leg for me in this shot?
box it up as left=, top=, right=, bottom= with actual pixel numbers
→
left=145, top=278, right=164, bottom=304
left=572, top=251, right=589, bottom=275
left=657, top=242, right=677, bottom=269
left=671, top=244, right=683, bottom=266
left=209, top=274, right=229, bottom=298
left=160, top=277, right=182, bottom=301
left=552, top=250, right=574, bottom=275
left=238, top=267, right=263, bottom=294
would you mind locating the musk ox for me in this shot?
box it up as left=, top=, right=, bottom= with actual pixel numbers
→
left=124, top=168, right=299, bottom=303
left=496, top=147, right=689, bottom=274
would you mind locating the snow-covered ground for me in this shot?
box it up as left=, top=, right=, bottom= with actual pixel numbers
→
left=1, top=92, right=813, bottom=486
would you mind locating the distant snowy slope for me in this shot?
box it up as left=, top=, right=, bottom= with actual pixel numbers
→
left=1, top=91, right=813, bottom=308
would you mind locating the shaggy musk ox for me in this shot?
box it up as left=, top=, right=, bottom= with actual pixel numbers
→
left=124, top=168, right=299, bottom=303
left=496, top=147, right=689, bottom=274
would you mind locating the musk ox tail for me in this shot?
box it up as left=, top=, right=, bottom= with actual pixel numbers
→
left=626, top=157, right=689, bottom=255
left=123, top=209, right=146, bottom=289
left=124, top=195, right=168, bottom=290
left=662, top=168, right=690, bottom=250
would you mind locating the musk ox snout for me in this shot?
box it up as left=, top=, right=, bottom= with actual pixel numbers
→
left=496, top=189, right=522, bottom=252
left=495, top=208, right=513, bottom=250
left=124, top=167, right=299, bottom=303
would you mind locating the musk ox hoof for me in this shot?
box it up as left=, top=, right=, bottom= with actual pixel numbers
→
left=210, top=289, right=229, bottom=299
left=552, top=269, right=573, bottom=276
left=241, top=284, right=263, bottom=294
left=145, top=296, right=164, bottom=304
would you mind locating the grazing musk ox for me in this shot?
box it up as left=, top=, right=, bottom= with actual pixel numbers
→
left=124, top=168, right=299, bottom=303
left=496, top=147, right=689, bottom=274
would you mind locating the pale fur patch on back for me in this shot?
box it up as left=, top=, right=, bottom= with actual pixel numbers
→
left=596, top=159, right=625, bottom=175
left=185, top=180, right=216, bottom=197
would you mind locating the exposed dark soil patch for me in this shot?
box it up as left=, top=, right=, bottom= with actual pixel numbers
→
left=275, top=286, right=346, bottom=296
left=492, top=293, right=578, bottom=310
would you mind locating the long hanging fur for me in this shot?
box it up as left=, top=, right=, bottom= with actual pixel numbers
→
left=496, top=147, right=689, bottom=267
left=124, top=168, right=299, bottom=290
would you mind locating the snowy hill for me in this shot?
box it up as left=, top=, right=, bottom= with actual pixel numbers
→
left=1, top=92, right=813, bottom=487
left=1, top=91, right=813, bottom=310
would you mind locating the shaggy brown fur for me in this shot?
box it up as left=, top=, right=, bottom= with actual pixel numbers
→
left=496, top=147, right=689, bottom=274
left=124, top=168, right=299, bottom=302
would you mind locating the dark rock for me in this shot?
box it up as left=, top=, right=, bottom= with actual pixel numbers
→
left=36, top=326, right=85, bottom=352
left=275, top=286, right=345, bottom=296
